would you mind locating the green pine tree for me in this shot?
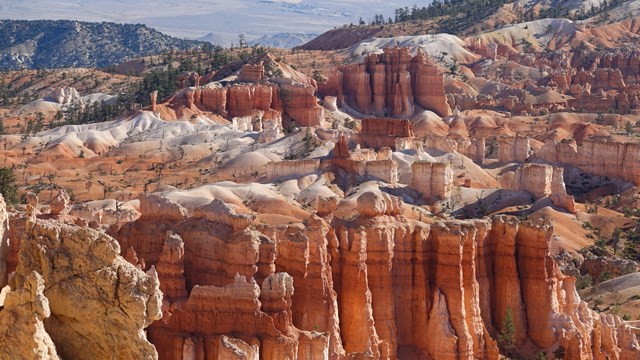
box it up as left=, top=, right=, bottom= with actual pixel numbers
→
left=0, top=167, right=18, bottom=204
left=498, top=307, right=516, bottom=355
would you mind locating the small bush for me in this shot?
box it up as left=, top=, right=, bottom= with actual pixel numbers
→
left=576, top=275, right=593, bottom=290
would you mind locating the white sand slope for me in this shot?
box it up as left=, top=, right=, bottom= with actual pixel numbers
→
left=467, top=18, right=582, bottom=51
left=349, top=34, right=482, bottom=64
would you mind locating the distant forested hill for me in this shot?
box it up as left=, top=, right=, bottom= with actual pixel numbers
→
left=0, top=19, right=203, bottom=70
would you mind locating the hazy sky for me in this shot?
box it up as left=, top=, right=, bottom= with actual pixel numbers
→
left=0, top=0, right=423, bottom=42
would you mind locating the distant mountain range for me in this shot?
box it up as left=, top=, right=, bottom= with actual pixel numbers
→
left=0, top=20, right=202, bottom=70
left=249, top=33, right=318, bottom=48
left=0, top=0, right=416, bottom=45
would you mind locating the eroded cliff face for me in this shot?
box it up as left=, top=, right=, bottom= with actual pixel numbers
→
left=492, top=135, right=640, bottom=187
left=534, top=138, right=640, bottom=186
left=320, top=47, right=451, bottom=118
left=113, top=191, right=639, bottom=359
left=163, top=58, right=325, bottom=127
left=0, top=198, right=163, bottom=360
left=0, top=271, right=60, bottom=360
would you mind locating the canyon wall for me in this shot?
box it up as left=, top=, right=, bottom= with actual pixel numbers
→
left=498, top=135, right=531, bottom=164
left=501, top=163, right=576, bottom=213
left=0, top=199, right=163, bottom=360
left=534, top=138, right=640, bottom=186
left=355, top=117, right=415, bottom=150
left=493, top=136, right=640, bottom=186
left=112, top=191, right=639, bottom=359
left=266, top=159, right=322, bottom=180
left=320, top=47, right=451, bottom=118
left=410, top=161, right=454, bottom=203
left=174, top=63, right=325, bottom=127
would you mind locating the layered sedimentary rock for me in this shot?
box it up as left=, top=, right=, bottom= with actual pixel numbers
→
left=0, top=195, right=163, bottom=360
left=567, top=89, right=618, bottom=112
left=266, top=159, right=321, bottom=180
left=227, top=83, right=281, bottom=118
left=329, top=135, right=400, bottom=184
left=364, top=159, right=398, bottom=184
left=534, top=138, right=640, bottom=185
left=113, top=190, right=639, bottom=359
left=423, top=135, right=485, bottom=164
left=501, top=163, right=576, bottom=212
left=506, top=163, right=554, bottom=198
left=44, top=87, right=81, bottom=105
left=157, top=231, right=188, bottom=300
left=410, top=161, right=454, bottom=202
left=9, top=206, right=163, bottom=360
left=238, top=63, right=265, bottom=83
left=581, top=257, right=638, bottom=282
left=172, top=62, right=324, bottom=127
left=150, top=90, right=158, bottom=112
left=281, top=82, right=325, bottom=127
left=554, top=48, right=640, bottom=113
left=116, top=194, right=332, bottom=359
left=196, top=83, right=228, bottom=114
left=498, top=135, right=531, bottom=164
left=357, top=117, right=415, bottom=150
left=320, top=47, right=451, bottom=118
left=493, top=135, right=640, bottom=186
left=0, top=271, right=60, bottom=360
left=572, top=48, right=640, bottom=78
left=549, top=167, right=577, bottom=213
left=573, top=68, right=626, bottom=91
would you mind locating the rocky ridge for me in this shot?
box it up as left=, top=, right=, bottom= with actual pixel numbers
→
left=0, top=195, right=163, bottom=359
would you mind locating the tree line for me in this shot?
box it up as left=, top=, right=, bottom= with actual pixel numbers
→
left=372, top=0, right=626, bottom=34
left=53, top=45, right=257, bottom=127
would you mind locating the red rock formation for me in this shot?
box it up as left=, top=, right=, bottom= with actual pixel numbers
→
left=411, top=51, right=451, bottom=117
left=280, top=82, right=325, bottom=127
left=534, top=138, right=640, bottom=186
left=49, top=189, right=70, bottom=215
left=156, top=231, right=188, bottom=300
left=0, top=195, right=7, bottom=288
left=265, top=159, right=321, bottom=180
left=227, top=84, right=278, bottom=118
left=332, top=135, right=351, bottom=159
left=356, top=118, right=415, bottom=150
left=150, top=90, right=158, bottom=112
left=495, top=136, right=640, bottom=186
left=498, top=135, right=531, bottom=163
left=423, top=135, right=485, bottom=164
left=550, top=166, right=577, bottom=213
left=501, top=163, right=576, bottom=213
left=196, top=84, right=228, bottom=115
left=567, top=90, right=616, bottom=112
left=178, top=72, right=199, bottom=89
left=410, top=161, right=454, bottom=203
left=162, top=57, right=324, bottom=126
left=559, top=49, right=640, bottom=113
left=111, top=190, right=639, bottom=359
left=321, top=47, right=451, bottom=118
left=238, top=63, right=265, bottom=83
